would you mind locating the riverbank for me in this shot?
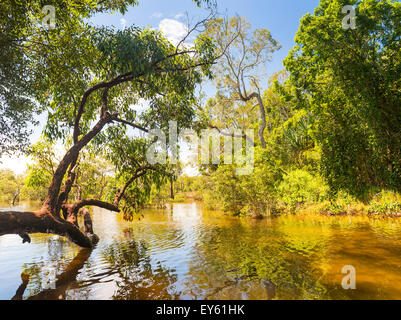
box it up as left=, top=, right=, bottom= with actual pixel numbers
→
left=3, top=188, right=401, bottom=221
left=164, top=190, right=401, bottom=218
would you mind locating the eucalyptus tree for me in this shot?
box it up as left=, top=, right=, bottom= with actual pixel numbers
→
left=0, top=0, right=218, bottom=247
left=204, top=16, right=281, bottom=148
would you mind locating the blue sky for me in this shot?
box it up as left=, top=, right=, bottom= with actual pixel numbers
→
left=1, top=0, right=321, bottom=174
left=91, top=0, right=320, bottom=79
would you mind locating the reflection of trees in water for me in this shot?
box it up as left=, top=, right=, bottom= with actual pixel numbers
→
left=184, top=220, right=346, bottom=300
left=15, top=214, right=399, bottom=300
left=13, top=247, right=93, bottom=300
left=101, top=234, right=179, bottom=300
left=12, top=229, right=179, bottom=300
left=18, top=237, right=92, bottom=299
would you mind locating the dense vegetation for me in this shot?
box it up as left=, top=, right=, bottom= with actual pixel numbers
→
left=160, top=0, right=401, bottom=218
left=1, top=0, right=401, bottom=249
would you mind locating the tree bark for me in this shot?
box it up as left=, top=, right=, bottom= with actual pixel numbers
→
left=42, top=113, right=112, bottom=216
left=113, top=168, right=153, bottom=206
left=12, top=187, right=21, bottom=206
left=63, top=199, right=119, bottom=229
left=249, top=92, right=267, bottom=149
left=170, top=180, right=174, bottom=199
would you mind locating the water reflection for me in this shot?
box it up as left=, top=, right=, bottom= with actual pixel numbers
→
left=102, top=236, right=179, bottom=300
left=8, top=235, right=180, bottom=300
left=26, top=248, right=93, bottom=300
left=2, top=202, right=401, bottom=300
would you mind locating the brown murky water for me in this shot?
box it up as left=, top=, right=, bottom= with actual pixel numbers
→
left=1, top=202, right=401, bottom=300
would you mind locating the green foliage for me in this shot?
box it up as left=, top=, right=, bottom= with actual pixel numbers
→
left=201, top=16, right=281, bottom=147
left=284, top=0, right=401, bottom=198
left=24, top=167, right=53, bottom=201
left=23, top=140, right=57, bottom=201
left=277, top=170, right=328, bottom=209
left=321, top=201, right=347, bottom=216
left=0, top=169, right=23, bottom=204
left=170, top=193, right=187, bottom=203
left=0, top=0, right=219, bottom=225
left=198, top=147, right=281, bottom=216
left=0, top=0, right=140, bottom=155
left=147, top=184, right=169, bottom=209
left=368, top=191, right=401, bottom=216
left=3, top=0, right=400, bottom=222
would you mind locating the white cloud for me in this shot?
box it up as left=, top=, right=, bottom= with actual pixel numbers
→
left=120, top=18, right=126, bottom=28
left=174, top=13, right=185, bottom=20
left=158, top=18, right=188, bottom=46
left=151, top=12, right=163, bottom=19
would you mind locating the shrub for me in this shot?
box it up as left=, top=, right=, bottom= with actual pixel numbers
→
left=368, top=191, right=401, bottom=216
left=170, top=193, right=187, bottom=203
left=277, top=169, right=328, bottom=209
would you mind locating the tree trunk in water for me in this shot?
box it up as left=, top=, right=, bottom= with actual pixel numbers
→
left=12, top=188, right=21, bottom=206
left=11, top=248, right=93, bottom=300
left=11, top=273, right=30, bottom=300
left=170, top=180, right=174, bottom=199
left=2, top=110, right=116, bottom=248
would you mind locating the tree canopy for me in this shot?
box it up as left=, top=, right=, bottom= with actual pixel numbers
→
left=0, top=0, right=142, bottom=155
left=284, top=0, right=401, bottom=198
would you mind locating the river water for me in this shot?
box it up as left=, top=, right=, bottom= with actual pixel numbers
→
left=1, top=202, right=401, bottom=300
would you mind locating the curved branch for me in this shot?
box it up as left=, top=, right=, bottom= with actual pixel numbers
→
left=112, top=117, right=149, bottom=133
left=113, top=167, right=155, bottom=206
left=73, top=72, right=134, bottom=143
left=69, top=199, right=120, bottom=214
left=42, top=90, right=113, bottom=215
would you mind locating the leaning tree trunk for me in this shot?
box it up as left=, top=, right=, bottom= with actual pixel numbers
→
left=0, top=92, right=118, bottom=247
left=12, top=188, right=21, bottom=206
left=0, top=110, right=119, bottom=247
left=0, top=210, right=93, bottom=247
left=0, top=40, right=206, bottom=248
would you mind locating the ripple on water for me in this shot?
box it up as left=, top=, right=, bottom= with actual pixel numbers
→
left=3, top=203, right=401, bottom=299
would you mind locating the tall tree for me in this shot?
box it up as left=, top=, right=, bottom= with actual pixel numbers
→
left=284, top=0, right=401, bottom=197
left=204, top=16, right=281, bottom=148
